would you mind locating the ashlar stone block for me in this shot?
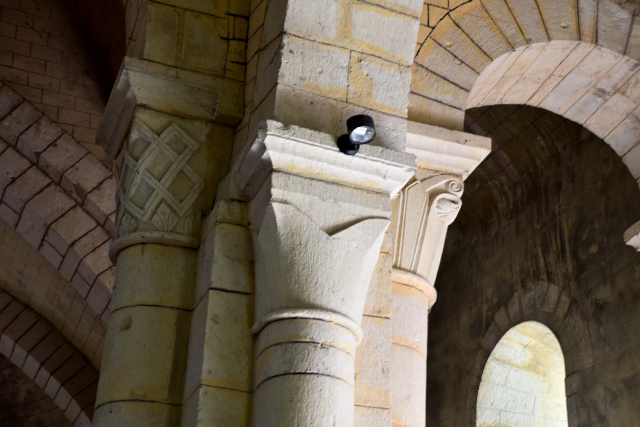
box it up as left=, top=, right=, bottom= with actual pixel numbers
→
left=349, top=52, right=411, bottom=116
left=37, top=133, right=87, bottom=183
left=180, top=11, right=228, bottom=75
left=3, top=166, right=51, bottom=213
left=278, top=35, right=350, bottom=102
left=283, top=0, right=340, bottom=40
left=0, top=146, right=30, bottom=192
left=184, top=289, right=253, bottom=397
left=350, top=4, right=418, bottom=65
left=144, top=2, right=179, bottom=66
left=16, top=116, right=62, bottom=163
left=110, top=244, right=195, bottom=311
left=182, top=385, right=251, bottom=427
left=0, top=102, right=42, bottom=145
left=96, top=306, right=191, bottom=406
left=17, top=184, right=75, bottom=248
left=354, top=315, right=392, bottom=408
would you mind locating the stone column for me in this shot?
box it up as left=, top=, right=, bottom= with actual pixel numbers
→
left=388, top=121, right=491, bottom=427
left=389, top=175, right=462, bottom=427
left=93, top=59, right=241, bottom=427
left=233, top=121, right=416, bottom=427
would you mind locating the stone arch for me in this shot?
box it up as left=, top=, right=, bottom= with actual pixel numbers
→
left=476, top=321, right=568, bottom=427
left=0, top=289, right=99, bottom=426
left=0, top=83, right=116, bottom=320
left=0, top=218, right=107, bottom=370
left=455, top=282, right=593, bottom=427
left=411, top=0, right=640, bottom=130
left=467, top=41, right=640, bottom=186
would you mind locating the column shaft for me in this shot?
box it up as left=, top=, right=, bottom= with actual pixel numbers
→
left=252, top=314, right=360, bottom=426
left=389, top=174, right=463, bottom=427
left=390, top=270, right=436, bottom=427
left=94, top=244, right=195, bottom=426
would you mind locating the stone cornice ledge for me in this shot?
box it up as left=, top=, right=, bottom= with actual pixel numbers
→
left=406, top=121, right=491, bottom=179
left=233, top=120, right=417, bottom=200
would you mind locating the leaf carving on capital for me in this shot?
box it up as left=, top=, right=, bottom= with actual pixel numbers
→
left=391, top=175, right=464, bottom=282
left=119, top=212, right=138, bottom=236
left=115, top=117, right=205, bottom=239
left=151, top=202, right=179, bottom=232
left=256, top=202, right=389, bottom=321
left=183, top=212, right=201, bottom=237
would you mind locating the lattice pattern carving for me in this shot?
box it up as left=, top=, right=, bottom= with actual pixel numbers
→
left=115, top=117, right=205, bottom=240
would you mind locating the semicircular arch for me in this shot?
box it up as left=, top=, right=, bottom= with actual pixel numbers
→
left=411, top=0, right=640, bottom=134
left=477, top=321, right=568, bottom=427
left=0, top=289, right=98, bottom=426
left=0, top=218, right=106, bottom=371
left=0, top=83, right=116, bottom=323
left=467, top=41, right=640, bottom=184
left=453, top=282, right=594, bottom=427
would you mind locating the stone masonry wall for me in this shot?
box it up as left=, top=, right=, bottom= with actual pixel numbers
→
left=428, top=105, right=640, bottom=427
left=0, top=0, right=110, bottom=159
left=235, top=0, right=423, bottom=155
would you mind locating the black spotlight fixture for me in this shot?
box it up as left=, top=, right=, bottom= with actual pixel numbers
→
left=337, top=114, right=376, bottom=155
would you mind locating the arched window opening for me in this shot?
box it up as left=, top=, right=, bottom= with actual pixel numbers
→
left=477, top=321, right=568, bottom=427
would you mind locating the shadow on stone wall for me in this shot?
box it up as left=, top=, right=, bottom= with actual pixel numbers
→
left=427, top=105, right=640, bottom=427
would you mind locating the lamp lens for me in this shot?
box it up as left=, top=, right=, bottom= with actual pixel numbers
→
left=350, top=126, right=375, bottom=144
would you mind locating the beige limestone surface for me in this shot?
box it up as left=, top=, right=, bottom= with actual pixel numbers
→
left=477, top=322, right=568, bottom=427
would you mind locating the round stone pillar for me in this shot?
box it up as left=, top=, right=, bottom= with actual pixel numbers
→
left=252, top=310, right=362, bottom=426
left=94, top=244, right=195, bottom=426
left=233, top=121, right=416, bottom=427
left=94, top=115, right=209, bottom=427
left=390, top=269, right=436, bottom=427
left=389, top=174, right=463, bottom=427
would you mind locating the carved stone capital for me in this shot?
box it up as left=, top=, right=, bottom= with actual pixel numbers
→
left=233, top=121, right=416, bottom=326
left=110, top=116, right=207, bottom=260
left=391, top=268, right=438, bottom=309
left=391, top=174, right=463, bottom=286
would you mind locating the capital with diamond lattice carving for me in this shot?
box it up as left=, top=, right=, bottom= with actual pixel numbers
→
left=110, top=116, right=207, bottom=260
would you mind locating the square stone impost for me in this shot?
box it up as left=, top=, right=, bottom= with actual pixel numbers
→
left=233, top=120, right=415, bottom=427
left=97, top=56, right=243, bottom=159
